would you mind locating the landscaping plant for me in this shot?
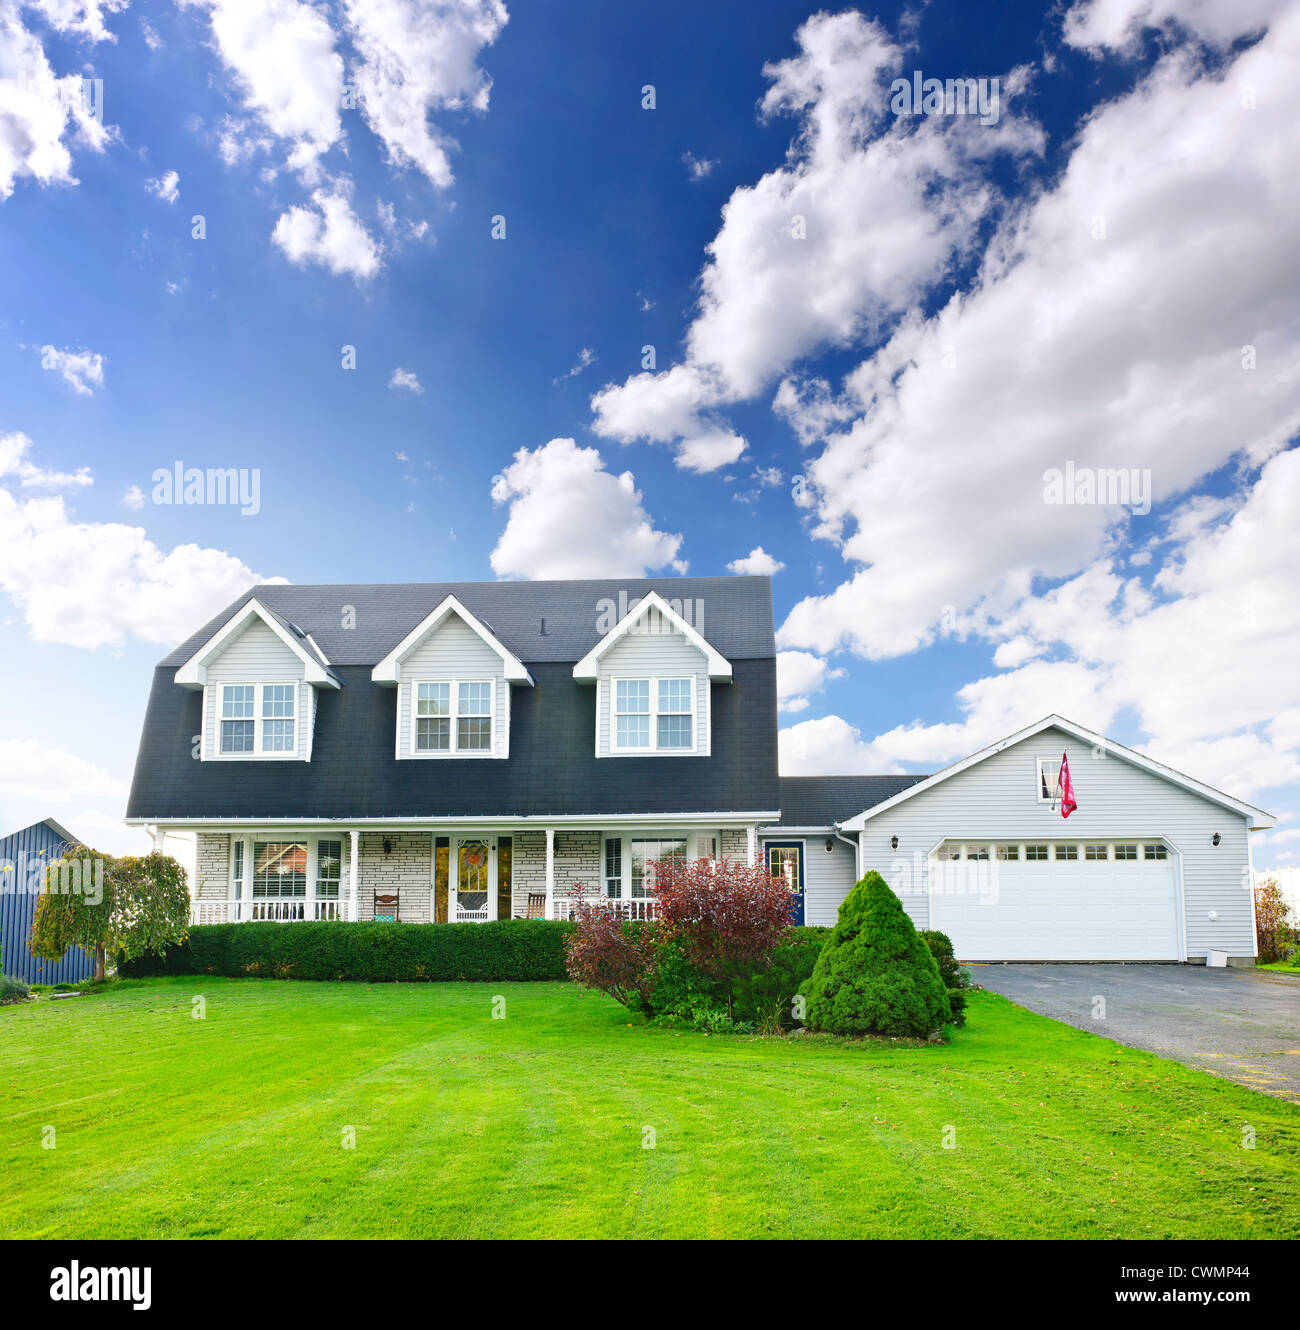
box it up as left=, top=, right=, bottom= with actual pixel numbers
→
left=564, top=857, right=799, bottom=1027
left=806, top=872, right=951, bottom=1037
left=1253, top=878, right=1291, bottom=964
left=920, top=929, right=971, bottom=1028
left=30, top=847, right=190, bottom=981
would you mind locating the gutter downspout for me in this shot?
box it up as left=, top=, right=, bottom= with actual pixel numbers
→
left=834, top=825, right=861, bottom=882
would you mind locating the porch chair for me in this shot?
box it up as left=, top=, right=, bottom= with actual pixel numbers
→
left=525, top=892, right=546, bottom=920
left=372, top=891, right=400, bottom=923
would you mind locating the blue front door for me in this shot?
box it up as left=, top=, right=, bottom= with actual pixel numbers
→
left=765, top=841, right=805, bottom=925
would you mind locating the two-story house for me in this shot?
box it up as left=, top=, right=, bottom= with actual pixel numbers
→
left=126, top=576, right=1274, bottom=965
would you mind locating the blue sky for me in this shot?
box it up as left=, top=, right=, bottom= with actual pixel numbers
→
left=1, top=0, right=1298, bottom=869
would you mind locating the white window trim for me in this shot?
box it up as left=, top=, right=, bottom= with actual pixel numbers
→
left=600, top=830, right=714, bottom=901
left=610, top=676, right=697, bottom=755
left=223, top=834, right=346, bottom=920
left=209, top=681, right=300, bottom=760
left=1035, top=756, right=1063, bottom=803
left=408, top=678, right=497, bottom=759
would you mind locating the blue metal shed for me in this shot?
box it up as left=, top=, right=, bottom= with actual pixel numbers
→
left=0, top=818, right=95, bottom=984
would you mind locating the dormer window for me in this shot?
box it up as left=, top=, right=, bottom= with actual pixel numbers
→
left=219, top=682, right=296, bottom=755
left=613, top=677, right=694, bottom=752
left=412, top=680, right=494, bottom=755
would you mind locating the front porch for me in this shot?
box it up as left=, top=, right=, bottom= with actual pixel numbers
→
left=175, top=824, right=757, bottom=926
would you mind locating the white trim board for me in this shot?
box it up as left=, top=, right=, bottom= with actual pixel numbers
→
left=840, top=715, right=1275, bottom=831
left=371, top=594, right=533, bottom=686
left=174, top=598, right=339, bottom=689
left=573, top=590, right=732, bottom=682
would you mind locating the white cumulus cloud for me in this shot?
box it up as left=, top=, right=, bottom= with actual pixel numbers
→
left=489, top=438, right=683, bottom=580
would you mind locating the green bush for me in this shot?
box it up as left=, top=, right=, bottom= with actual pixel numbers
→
left=0, top=973, right=32, bottom=1003
left=729, top=926, right=828, bottom=1027
left=920, top=928, right=970, bottom=1028
left=805, top=873, right=951, bottom=1037
left=120, top=920, right=575, bottom=983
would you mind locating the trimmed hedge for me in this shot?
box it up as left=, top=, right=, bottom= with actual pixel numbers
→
left=120, top=920, right=575, bottom=983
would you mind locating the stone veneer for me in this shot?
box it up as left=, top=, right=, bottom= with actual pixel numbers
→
left=195, top=832, right=230, bottom=899
left=358, top=831, right=432, bottom=922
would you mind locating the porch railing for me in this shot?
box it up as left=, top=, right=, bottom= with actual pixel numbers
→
left=190, top=896, right=656, bottom=925
left=190, top=898, right=345, bottom=925
left=551, top=897, right=658, bottom=922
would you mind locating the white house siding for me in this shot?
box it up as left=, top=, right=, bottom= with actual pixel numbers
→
left=760, top=836, right=857, bottom=928
left=396, top=616, right=510, bottom=759
left=595, top=627, right=711, bottom=757
left=201, top=621, right=310, bottom=761
left=856, top=727, right=1255, bottom=961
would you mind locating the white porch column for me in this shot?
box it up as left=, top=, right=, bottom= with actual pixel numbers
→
left=544, top=828, right=555, bottom=920
left=349, top=830, right=360, bottom=922
left=746, top=825, right=757, bottom=865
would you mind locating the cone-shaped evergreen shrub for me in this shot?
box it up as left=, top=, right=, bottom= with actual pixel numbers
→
left=805, top=873, right=951, bottom=1036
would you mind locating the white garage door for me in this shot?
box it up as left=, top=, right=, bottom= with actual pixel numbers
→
left=929, top=840, right=1180, bottom=961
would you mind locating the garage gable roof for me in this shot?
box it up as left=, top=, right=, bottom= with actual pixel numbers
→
left=839, top=715, right=1277, bottom=831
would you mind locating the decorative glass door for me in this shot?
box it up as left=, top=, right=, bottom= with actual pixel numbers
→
left=452, top=838, right=494, bottom=922
left=766, top=842, right=805, bottom=926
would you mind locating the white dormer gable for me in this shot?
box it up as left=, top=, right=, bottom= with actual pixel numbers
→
left=372, top=595, right=532, bottom=761
left=176, top=599, right=337, bottom=763
left=175, top=597, right=338, bottom=689
left=576, top=591, right=730, bottom=759
left=573, top=590, right=732, bottom=682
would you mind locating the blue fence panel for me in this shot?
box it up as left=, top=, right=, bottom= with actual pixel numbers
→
left=0, top=821, right=95, bottom=984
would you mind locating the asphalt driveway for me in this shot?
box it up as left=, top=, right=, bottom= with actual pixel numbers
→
left=974, top=964, right=1300, bottom=1102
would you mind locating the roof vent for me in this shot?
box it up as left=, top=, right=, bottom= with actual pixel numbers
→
left=287, top=620, right=308, bottom=638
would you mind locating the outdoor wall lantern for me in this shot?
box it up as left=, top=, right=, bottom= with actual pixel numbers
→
left=383, top=839, right=393, bottom=856
left=1212, top=832, right=1221, bottom=846
left=890, top=835, right=899, bottom=850
left=825, top=838, right=835, bottom=853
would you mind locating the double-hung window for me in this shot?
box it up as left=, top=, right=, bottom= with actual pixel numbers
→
left=612, top=677, right=694, bottom=752
left=413, top=680, right=494, bottom=755
left=218, top=682, right=296, bottom=755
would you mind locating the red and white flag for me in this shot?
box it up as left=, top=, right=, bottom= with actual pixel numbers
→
left=1059, top=751, right=1078, bottom=818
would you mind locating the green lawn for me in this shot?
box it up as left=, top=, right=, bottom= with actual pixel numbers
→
left=2, top=978, right=1297, bottom=1239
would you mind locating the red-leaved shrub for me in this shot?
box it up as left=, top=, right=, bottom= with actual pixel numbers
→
left=564, top=887, right=658, bottom=1011
left=649, top=854, right=798, bottom=980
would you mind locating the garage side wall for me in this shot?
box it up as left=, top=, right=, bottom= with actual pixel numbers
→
left=856, top=728, right=1254, bottom=960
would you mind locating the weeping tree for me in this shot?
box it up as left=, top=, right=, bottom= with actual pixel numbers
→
left=31, top=845, right=190, bottom=981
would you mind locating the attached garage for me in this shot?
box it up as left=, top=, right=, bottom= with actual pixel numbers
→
left=928, top=839, right=1181, bottom=962
left=834, top=716, right=1276, bottom=966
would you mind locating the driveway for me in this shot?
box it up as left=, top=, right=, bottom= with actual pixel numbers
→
left=973, top=964, right=1300, bottom=1103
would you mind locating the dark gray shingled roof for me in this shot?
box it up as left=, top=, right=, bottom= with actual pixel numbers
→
left=159, top=576, right=774, bottom=668
left=129, top=577, right=779, bottom=821
left=775, top=775, right=930, bottom=827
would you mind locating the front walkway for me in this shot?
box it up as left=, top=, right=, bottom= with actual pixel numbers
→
left=975, top=963, right=1300, bottom=1103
